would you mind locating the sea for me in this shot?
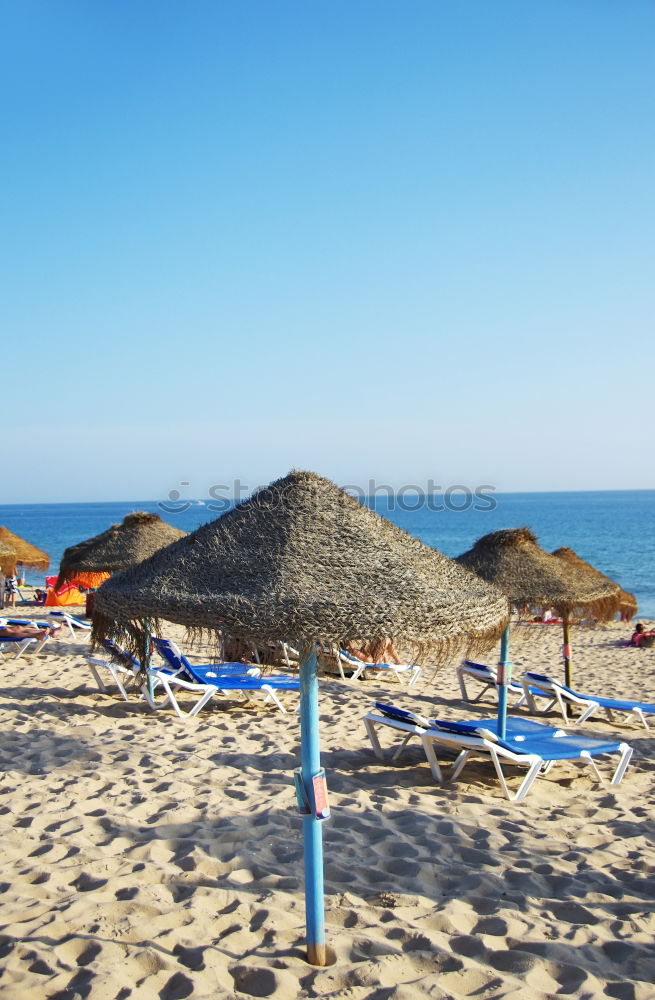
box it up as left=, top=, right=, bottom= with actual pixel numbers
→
left=1, top=490, right=654, bottom=618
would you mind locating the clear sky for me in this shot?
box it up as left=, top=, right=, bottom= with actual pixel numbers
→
left=3, top=1, right=653, bottom=502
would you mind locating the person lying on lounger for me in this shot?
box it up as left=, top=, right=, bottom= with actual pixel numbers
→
left=344, top=638, right=402, bottom=664
left=0, top=622, right=61, bottom=641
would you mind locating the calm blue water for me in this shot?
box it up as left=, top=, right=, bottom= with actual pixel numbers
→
left=1, top=491, right=653, bottom=617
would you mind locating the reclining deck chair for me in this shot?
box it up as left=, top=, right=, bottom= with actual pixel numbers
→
left=521, top=671, right=655, bottom=730
left=337, top=647, right=421, bottom=687
left=364, top=702, right=632, bottom=802
left=49, top=612, right=92, bottom=641
left=0, top=619, right=53, bottom=660
left=147, top=638, right=299, bottom=717
left=152, top=638, right=262, bottom=679
left=85, top=639, right=143, bottom=701
left=456, top=660, right=527, bottom=705
left=0, top=633, right=47, bottom=660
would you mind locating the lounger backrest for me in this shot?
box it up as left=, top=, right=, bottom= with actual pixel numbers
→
left=153, top=638, right=194, bottom=677
left=101, top=638, right=140, bottom=670
left=524, top=671, right=579, bottom=696
left=373, top=701, right=432, bottom=728
left=463, top=660, right=493, bottom=672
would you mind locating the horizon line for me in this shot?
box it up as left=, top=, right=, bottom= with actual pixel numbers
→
left=1, top=486, right=655, bottom=507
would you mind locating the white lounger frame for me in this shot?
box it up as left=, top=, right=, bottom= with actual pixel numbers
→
left=0, top=620, right=51, bottom=661
left=364, top=711, right=632, bottom=802
left=55, top=614, right=92, bottom=641
left=338, top=648, right=421, bottom=687
left=521, top=674, right=653, bottom=730
left=144, top=668, right=294, bottom=718
left=85, top=654, right=138, bottom=701
left=456, top=661, right=526, bottom=706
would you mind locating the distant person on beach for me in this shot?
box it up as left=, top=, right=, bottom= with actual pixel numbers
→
left=630, top=623, right=655, bottom=647
left=3, top=575, right=17, bottom=609
left=0, top=572, right=4, bottom=610
left=345, top=638, right=403, bottom=664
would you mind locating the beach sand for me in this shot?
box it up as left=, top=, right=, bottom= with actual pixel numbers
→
left=1, top=613, right=654, bottom=998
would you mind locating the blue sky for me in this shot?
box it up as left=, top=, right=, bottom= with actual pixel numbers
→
left=3, top=1, right=653, bottom=502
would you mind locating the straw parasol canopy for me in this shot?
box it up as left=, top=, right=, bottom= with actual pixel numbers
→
left=93, top=470, right=509, bottom=663
left=552, top=546, right=637, bottom=622
left=0, top=541, right=18, bottom=577
left=456, top=528, right=621, bottom=620
left=0, top=527, right=49, bottom=574
left=93, top=470, right=510, bottom=968
left=57, top=512, right=187, bottom=588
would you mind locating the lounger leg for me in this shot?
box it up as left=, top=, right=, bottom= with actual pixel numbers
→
left=489, top=747, right=513, bottom=800
left=87, top=660, right=109, bottom=693
left=419, top=734, right=444, bottom=784
left=634, top=708, right=650, bottom=730
left=391, top=734, right=414, bottom=761
left=610, top=744, right=633, bottom=785
left=513, top=757, right=545, bottom=801
left=579, top=750, right=605, bottom=784
left=523, top=687, right=537, bottom=713
left=12, top=639, right=37, bottom=660
left=364, top=718, right=386, bottom=761
left=450, top=749, right=472, bottom=783
left=260, top=685, right=287, bottom=714
left=113, top=678, right=129, bottom=701
left=188, top=688, right=217, bottom=717
left=577, top=702, right=598, bottom=724
left=408, top=666, right=421, bottom=688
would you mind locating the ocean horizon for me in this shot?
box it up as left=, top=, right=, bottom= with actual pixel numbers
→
left=2, top=489, right=654, bottom=619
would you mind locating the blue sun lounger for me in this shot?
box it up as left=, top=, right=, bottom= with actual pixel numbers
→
left=364, top=702, right=633, bottom=801
left=48, top=612, right=92, bottom=640
left=456, top=660, right=527, bottom=705
left=521, top=671, right=655, bottom=730
left=152, top=637, right=261, bottom=680
left=336, top=648, right=421, bottom=687
left=147, top=638, right=300, bottom=717
left=0, top=619, right=54, bottom=660
left=84, top=638, right=145, bottom=700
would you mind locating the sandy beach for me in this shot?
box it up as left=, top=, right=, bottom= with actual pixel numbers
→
left=1, top=612, right=654, bottom=999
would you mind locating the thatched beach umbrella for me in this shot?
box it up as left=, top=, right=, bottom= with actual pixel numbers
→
left=56, top=512, right=186, bottom=587
left=457, top=528, right=621, bottom=729
left=0, top=540, right=18, bottom=577
left=94, top=470, right=509, bottom=965
left=553, top=547, right=637, bottom=622
left=0, top=527, right=49, bottom=576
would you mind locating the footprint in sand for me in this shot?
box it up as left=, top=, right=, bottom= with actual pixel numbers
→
left=70, top=872, right=107, bottom=892
left=115, top=886, right=139, bottom=901
left=172, top=943, right=205, bottom=972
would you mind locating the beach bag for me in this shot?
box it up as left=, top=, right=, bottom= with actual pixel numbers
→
left=640, top=635, right=655, bottom=649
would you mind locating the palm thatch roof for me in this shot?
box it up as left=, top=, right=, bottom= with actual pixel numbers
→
left=552, top=546, right=637, bottom=621
left=457, top=528, right=621, bottom=620
left=0, top=541, right=18, bottom=576
left=57, top=512, right=186, bottom=588
left=93, top=470, right=509, bottom=664
left=0, top=527, right=49, bottom=572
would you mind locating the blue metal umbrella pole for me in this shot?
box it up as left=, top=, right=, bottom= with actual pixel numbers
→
left=298, top=646, right=327, bottom=966
left=144, top=616, right=154, bottom=700
left=497, top=623, right=512, bottom=740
